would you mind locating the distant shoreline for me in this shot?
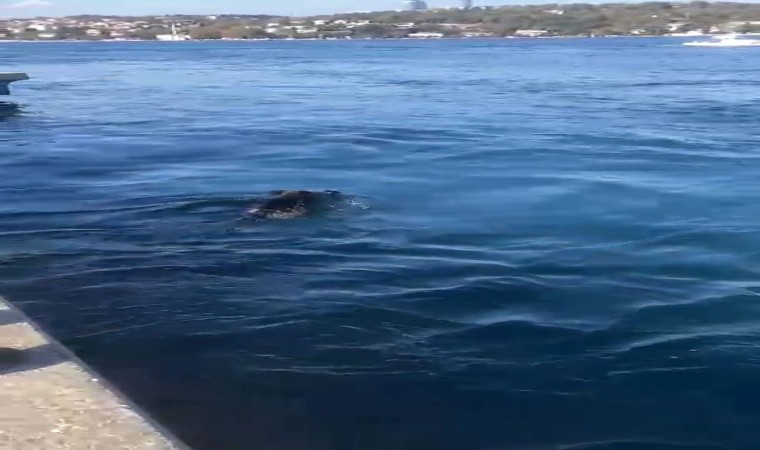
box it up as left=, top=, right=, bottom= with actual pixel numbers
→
left=4, top=3, right=760, bottom=44
left=0, top=35, right=717, bottom=44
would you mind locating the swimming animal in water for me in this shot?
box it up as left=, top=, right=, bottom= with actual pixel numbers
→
left=245, top=190, right=344, bottom=219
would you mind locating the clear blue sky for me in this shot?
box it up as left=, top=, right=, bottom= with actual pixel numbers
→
left=1, top=0, right=473, bottom=17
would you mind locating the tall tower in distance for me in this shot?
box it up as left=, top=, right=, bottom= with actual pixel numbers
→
left=462, top=0, right=473, bottom=8
left=403, top=0, right=429, bottom=11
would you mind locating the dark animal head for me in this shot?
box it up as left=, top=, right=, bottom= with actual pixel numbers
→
left=245, top=190, right=344, bottom=219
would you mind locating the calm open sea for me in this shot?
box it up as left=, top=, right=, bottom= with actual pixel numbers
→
left=2, top=38, right=760, bottom=450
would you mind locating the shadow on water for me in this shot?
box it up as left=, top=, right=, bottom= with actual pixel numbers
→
left=0, top=102, right=21, bottom=121
left=0, top=307, right=67, bottom=375
left=0, top=344, right=67, bottom=376
left=0, top=308, right=24, bottom=327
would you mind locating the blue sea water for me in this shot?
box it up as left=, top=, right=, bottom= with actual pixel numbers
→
left=2, top=38, right=760, bottom=450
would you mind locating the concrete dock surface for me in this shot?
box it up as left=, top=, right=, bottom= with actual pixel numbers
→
left=0, top=298, right=188, bottom=450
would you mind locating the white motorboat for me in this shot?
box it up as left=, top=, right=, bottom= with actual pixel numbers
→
left=683, top=34, right=760, bottom=47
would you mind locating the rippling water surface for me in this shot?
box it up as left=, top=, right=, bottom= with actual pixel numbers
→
left=2, top=39, right=760, bottom=450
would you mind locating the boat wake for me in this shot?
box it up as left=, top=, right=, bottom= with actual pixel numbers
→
left=683, top=34, right=760, bottom=47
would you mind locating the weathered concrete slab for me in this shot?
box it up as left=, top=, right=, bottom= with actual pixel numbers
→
left=0, top=73, right=29, bottom=95
left=0, top=298, right=189, bottom=450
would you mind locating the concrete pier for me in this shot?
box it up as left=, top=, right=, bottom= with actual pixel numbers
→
left=0, top=73, right=29, bottom=95
left=0, top=297, right=189, bottom=449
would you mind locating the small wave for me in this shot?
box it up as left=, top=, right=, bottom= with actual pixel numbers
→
left=560, top=440, right=721, bottom=450
left=386, top=79, right=442, bottom=87
left=343, top=197, right=371, bottom=210
left=173, top=197, right=251, bottom=213
left=0, top=228, right=110, bottom=237
left=615, top=293, right=760, bottom=331
left=627, top=79, right=760, bottom=88
left=439, top=320, right=586, bottom=342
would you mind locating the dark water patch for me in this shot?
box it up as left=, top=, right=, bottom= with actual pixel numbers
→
left=615, top=293, right=760, bottom=330
left=561, top=441, right=722, bottom=450
left=624, top=79, right=760, bottom=88
left=0, top=101, right=20, bottom=116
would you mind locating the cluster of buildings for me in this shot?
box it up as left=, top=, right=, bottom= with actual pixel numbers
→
left=0, top=15, right=472, bottom=40
left=403, top=0, right=474, bottom=11
left=0, top=14, right=501, bottom=41
left=0, top=16, right=177, bottom=40
left=1, top=9, right=759, bottom=41
left=263, top=18, right=376, bottom=36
